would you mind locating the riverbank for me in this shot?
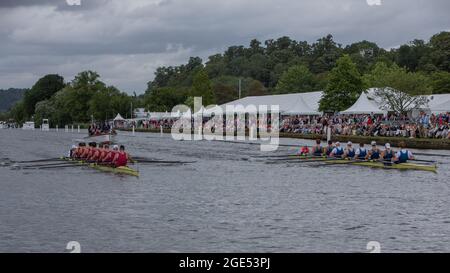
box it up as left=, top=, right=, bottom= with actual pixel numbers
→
left=117, top=128, right=450, bottom=150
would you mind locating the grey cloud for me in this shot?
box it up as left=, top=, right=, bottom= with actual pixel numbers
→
left=0, top=0, right=449, bottom=93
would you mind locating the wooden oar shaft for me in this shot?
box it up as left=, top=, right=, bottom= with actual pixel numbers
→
left=15, top=158, right=64, bottom=163
left=23, top=164, right=87, bottom=170
left=19, top=162, right=77, bottom=168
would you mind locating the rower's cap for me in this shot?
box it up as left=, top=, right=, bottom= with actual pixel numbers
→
left=71, top=145, right=77, bottom=149
left=113, top=145, right=119, bottom=150
left=335, top=141, right=340, bottom=145
left=385, top=143, right=391, bottom=149
left=347, top=141, right=352, bottom=146
left=371, top=141, right=377, bottom=146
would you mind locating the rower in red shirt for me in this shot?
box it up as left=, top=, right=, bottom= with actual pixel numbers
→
left=112, top=145, right=132, bottom=167
left=298, top=145, right=310, bottom=156
left=86, top=143, right=98, bottom=161
left=102, top=144, right=116, bottom=165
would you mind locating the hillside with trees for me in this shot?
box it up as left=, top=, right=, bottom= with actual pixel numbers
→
left=0, top=88, right=27, bottom=112
left=2, top=31, right=450, bottom=124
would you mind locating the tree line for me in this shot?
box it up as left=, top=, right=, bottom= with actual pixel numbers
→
left=2, top=31, right=449, bottom=125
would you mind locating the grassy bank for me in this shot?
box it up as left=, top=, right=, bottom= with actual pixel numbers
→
left=118, top=128, right=450, bottom=150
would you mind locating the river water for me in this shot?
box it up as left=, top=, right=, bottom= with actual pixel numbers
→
left=0, top=129, right=449, bottom=252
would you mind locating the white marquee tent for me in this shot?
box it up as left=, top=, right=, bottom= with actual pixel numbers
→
left=217, top=92, right=323, bottom=115
left=429, top=99, right=450, bottom=113
left=340, top=92, right=387, bottom=115
left=113, top=113, right=125, bottom=121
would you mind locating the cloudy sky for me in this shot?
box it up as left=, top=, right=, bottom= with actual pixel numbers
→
left=0, top=0, right=449, bottom=93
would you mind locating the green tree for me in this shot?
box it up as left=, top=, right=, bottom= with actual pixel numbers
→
left=23, top=74, right=65, bottom=118
left=189, top=69, right=216, bottom=106
left=319, top=55, right=365, bottom=112
left=363, top=62, right=432, bottom=113
left=10, top=101, right=26, bottom=125
left=429, top=31, right=450, bottom=72
left=364, top=62, right=432, bottom=96
left=275, top=65, right=315, bottom=93
left=429, top=71, right=450, bottom=94
left=144, top=87, right=188, bottom=112
left=247, top=80, right=267, bottom=96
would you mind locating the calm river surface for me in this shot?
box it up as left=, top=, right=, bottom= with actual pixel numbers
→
left=0, top=129, right=449, bottom=252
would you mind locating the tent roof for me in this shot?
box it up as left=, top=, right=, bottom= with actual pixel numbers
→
left=282, top=95, right=321, bottom=115
left=430, top=99, right=450, bottom=113
left=340, top=92, right=387, bottom=115
left=219, top=91, right=323, bottom=114
left=425, top=94, right=450, bottom=109
left=113, top=113, right=125, bottom=121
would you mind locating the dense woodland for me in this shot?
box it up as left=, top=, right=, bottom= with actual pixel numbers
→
left=0, top=88, right=26, bottom=112
left=1, top=31, right=449, bottom=126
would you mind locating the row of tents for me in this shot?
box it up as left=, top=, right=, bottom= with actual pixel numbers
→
left=113, top=89, right=450, bottom=121
left=200, top=88, right=450, bottom=116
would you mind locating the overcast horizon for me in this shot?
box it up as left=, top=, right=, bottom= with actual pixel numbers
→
left=0, top=0, right=449, bottom=94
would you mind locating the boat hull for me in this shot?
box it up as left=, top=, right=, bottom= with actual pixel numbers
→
left=280, top=156, right=437, bottom=172
left=84, top=134, right=115, bottom=144
left=63, top=158, right=139, bottom=177
left=323, top=159, right=437, bottom=172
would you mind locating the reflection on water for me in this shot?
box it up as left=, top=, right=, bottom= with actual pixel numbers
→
left=0, top=129, right=449, bottom=252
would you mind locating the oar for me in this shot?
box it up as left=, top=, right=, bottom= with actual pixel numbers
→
left=314, top=159, right=370, bottom=167
left=410, top=159, right=438, bottom=163
left=22, top=163, right=88, bottom=170
left=413, top=152, right=450, bottom=158
left=14, top=158, right=64, bottom=164
left=134, top=159, right=196, bottom=164
left=18, top=162, right=78, bottom=168
left=266, top=157, right=341, bottom=164
left=263, top=156, right=327, bottom=161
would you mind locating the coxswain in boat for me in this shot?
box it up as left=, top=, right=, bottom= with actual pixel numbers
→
left=69, top=145, right=78, bottom=158
left=394, top=141, right=414, bottom=163
left=355, top=143, right=367, bottom=160
left=324, top=140, right=334, bottom=156
left=311, top=139, right=324, bottom=156
left=112, top=145, right=131, bottom=167
left=368, top=141, right=381, bottom=160
left=298, top=145, right=310, bottom=156
left=343, top=141, right=355, bottom=159
left=330, top=141, right=344, bottom=158
left=381, top=143, right=395, bottom=162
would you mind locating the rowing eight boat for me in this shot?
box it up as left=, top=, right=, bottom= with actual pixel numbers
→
left=324, top=159, right=437, bottom=172
left=272, top=155, right=438, bottom=172
left=62, top=158, right=139, bottom=177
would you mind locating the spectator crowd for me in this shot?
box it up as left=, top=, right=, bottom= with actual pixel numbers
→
left=280, top=112, right=450, bottom=139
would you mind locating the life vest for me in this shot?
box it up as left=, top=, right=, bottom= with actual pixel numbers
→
left=398, top=150, right=409, bottom=163
left=346, top=148, right=355, bottom=158
left=334, top=147, right=344, bottom=157
left=357, top=148, right=367, bottom=159
left=384, top=150, right=394, bottom=160
left=115, top=152, right=128, bottom=167
left=370, top=149, right=380, bottom=160
left=313, top=146, right=323, bottom=156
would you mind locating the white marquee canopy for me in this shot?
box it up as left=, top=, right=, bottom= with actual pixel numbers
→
left=340, top=92, right=387, bottom=115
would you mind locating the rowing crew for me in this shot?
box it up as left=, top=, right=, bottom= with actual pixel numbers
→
left=69, top=142, right=132, bottom=167
left=300, top=139, right=414, bottom=163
